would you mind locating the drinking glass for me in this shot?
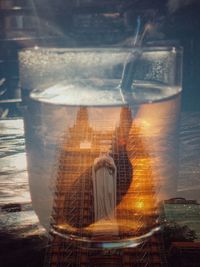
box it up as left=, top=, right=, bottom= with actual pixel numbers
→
left=19, top=46, right=182, bottom=249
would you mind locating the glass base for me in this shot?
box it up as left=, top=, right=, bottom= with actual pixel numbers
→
left=50, top=226, right=160, bottom=250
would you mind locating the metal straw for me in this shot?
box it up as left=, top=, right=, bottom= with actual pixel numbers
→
left=119, top=17, right=150, bottom=104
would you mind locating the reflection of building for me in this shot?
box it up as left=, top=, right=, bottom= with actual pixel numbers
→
left=44, top=106, right=164, bottom=267
left=51, top=107, right=95, bottom=230
left=51, top=106, right=125, bottom=233
left=51, top=106, right=134, bottom=237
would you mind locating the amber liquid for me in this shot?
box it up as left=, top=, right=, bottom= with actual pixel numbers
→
left=24, top=82, right=181, bottom=248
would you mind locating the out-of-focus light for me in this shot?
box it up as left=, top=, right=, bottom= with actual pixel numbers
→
left=134, top=119, right=151, bottom=128
left=135, top=201, right=144, bottom=209
left=80, top=141, right=92, bottom=149
left=142, top=120, right=151, bottom=128
left=172, top=47, right=176, bottom=53
left=13, top=6, right=22, bottom=10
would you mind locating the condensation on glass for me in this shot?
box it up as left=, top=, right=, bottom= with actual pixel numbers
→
left=19, top=47, right=183, bottom=248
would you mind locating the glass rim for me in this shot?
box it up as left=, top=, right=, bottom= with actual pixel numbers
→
left=19, top=45, right=183, bottom=54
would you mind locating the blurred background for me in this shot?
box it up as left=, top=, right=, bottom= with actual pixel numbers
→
left=0, top=0, right=200, bottom=117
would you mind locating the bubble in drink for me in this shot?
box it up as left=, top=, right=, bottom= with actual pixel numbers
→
left=24, top=80, right=181, bottom=248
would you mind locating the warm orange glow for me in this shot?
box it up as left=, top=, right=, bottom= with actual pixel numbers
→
left=51, top=106, right=159, bottom=238
left=135, top=201, right=145, bottom=210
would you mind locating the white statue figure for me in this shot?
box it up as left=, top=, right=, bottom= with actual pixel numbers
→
left=92, top=153, right=117, bottom=222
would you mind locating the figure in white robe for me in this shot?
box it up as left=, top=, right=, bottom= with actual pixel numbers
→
left=92, top=153, right=117, bottom=222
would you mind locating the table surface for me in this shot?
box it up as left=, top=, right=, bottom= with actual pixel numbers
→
left=0, top=113, right=200, bottom=266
